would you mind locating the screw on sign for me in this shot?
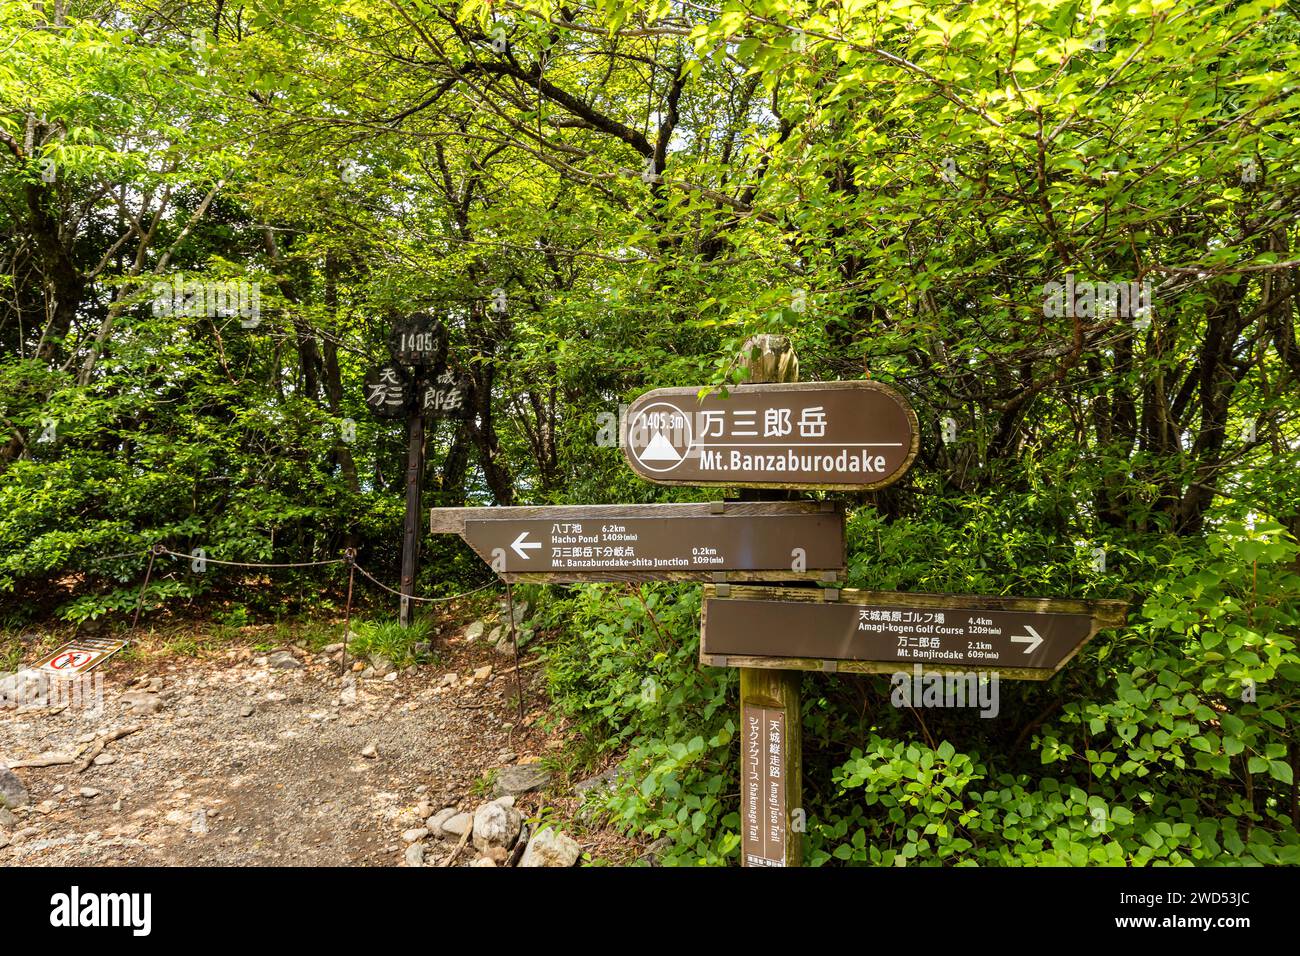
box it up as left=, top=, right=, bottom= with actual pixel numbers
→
left=622, top=380, right=920, bottom=491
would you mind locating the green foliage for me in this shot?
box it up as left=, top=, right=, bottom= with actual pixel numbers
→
left=346, top=616, right=435, bottom=668
left=59, top=579, right=198, bottom=625
left=547, top=512, right=1299, bottom=866
left=545, top=585, right=741, bottom=865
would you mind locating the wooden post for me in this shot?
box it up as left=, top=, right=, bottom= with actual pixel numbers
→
left=399, top=382, right=425, bottom=629
left=738, top=334, right=803, bottom=867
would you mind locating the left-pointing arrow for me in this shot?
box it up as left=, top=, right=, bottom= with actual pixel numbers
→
left=511, top=531, right=541, bottom=560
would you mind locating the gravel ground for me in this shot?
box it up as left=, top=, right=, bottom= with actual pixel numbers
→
left=0, top=629, right=630, bottom=866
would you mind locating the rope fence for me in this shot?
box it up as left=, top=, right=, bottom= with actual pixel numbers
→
left=153, top=547, right=347, bottom=570
left=83, top=544, right=501, bottom=633
left=53, top=543, right=526, bottom=710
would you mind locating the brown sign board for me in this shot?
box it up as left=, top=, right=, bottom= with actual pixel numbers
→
left=742, top=705, right=787, bottom=867
left=701, top=586, right=1128, bottom=680
left=431, top=502, right=844, bottom=583
left=622, top=380, right=919, bottom=491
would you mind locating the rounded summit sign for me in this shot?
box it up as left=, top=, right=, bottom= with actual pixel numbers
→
left=627, top=401, right=693, bottom=473
left=621, top=380, right=919, bottom=490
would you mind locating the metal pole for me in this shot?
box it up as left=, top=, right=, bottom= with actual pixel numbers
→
left=505, top=581, right=525, bottom=722
left=341, top=548, right=356, bottom=676
left=130, top=545, right=161, bottom=631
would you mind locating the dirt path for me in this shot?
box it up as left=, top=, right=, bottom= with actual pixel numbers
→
left=0, top=629, right=629, bottom=866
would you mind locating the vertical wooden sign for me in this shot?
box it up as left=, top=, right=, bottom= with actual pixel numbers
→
left=736, top=334, right=803, bottom=867
left=742, top=704, right=791, bottom=866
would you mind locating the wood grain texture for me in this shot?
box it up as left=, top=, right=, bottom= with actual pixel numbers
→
left=737, top=333, right=803, bottom=867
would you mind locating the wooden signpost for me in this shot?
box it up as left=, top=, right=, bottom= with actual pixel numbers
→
left=429, top=501, right=845, bottom=583
left=431, top=333, right=1127, bottom=868
left=364, top=313, right=466, bottom=627
left=727, top=335, right=808, bottom=869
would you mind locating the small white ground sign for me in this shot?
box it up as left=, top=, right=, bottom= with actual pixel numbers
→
left=34, top=636, right=127, bottom=677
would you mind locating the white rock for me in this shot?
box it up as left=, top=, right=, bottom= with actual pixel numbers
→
left=404, top=842, right=425, bottom=867
left=520, top=827, right=582, bottom=867
left=119, top=691, right=162, bottom=715
left=402, top=828, right=429, bottom=843
left=439, top=811, right=472, bottom=838
left=472, top=801, right=522, bottom=851
left=268, top=650, right=303, bottom=670
left=427, top=808, right=457, bottom=833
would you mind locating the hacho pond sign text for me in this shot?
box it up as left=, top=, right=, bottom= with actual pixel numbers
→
left=430, top=501, right=844, bottom=584
left=700, top=586, right=1129, bottom=680
left=622, top=380, right=919, bottom=491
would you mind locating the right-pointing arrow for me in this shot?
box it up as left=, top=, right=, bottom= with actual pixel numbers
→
left=1011, top=625, right=1043, bottom=654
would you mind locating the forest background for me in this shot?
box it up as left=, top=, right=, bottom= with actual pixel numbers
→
left=2, top=0, right=1299, bottom=864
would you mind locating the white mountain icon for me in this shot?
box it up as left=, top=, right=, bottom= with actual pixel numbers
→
left=641, top=430, right=683, bottom=462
